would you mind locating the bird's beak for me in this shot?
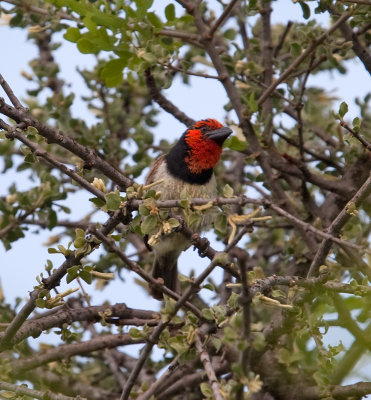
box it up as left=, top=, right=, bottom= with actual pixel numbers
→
left=205, top=127, right=233, bottom=144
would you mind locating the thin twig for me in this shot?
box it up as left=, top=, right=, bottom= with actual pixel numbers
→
left=307, top=171, right=371, bottom=277
left=0, top=73, right=24, bottom=108
left=209, top=0, right=241, bottom=37
left=144, top=69, right=195, bottom=127
left=0, top=379, right=82, bottom=400
left=195, top=334, right=224, bottom=400
left=0, top=120, right=106, bottom=200
left=340, top=120, right=371, bottom=151
left=257, top=11, right=352, bottom=105
left=137, top=355, right=180, bottom=400
left=273, top=21, right=293, bottom=58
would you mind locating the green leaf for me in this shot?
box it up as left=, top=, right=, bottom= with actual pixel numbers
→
left=48, top=247, right=59, bottom=254
left=147, top=12, right=163, bottom=29
left=352, top=117, right=361, bottom=132
left=89, top=197, right=106, bottom=208
left=228, top=292, right=239, bottom=308
left=64, top=27, right=81, bottom=43
left=225, top=136, right=247, bottom=151
left=167, top=218, right=180, bottom=228
left=188, top=212, right=200, bottom=228
left=90, top=12, right=123, bottom=29
left=129, top=327, right=146, bottom=339
left=141, top=214, right=159, bottom=234
left=75, top=228, right=85, bottom=239
left=202, top=308, right=214, bottom=321
left=165, top=4, right=175, bottom=21
left=35, top=298, right=46, bottom=309
left=291, top=42, right=301, bottom=57
left=214, top=213, right=227, bottom=235
left=200, top=382, right=213, bottom=397
left=299, top=1, right=311, bottom=19
left=222, top=184, right=234, bottom=198
left=24, top=153, right=38, bottom=164
left=79, top=270, right=92, bottom=284
left=135, top=0, right=153, bottom=18
left=247, top=92, right=258, bottom=113
left=212, top=337, right=222, bottom=352
left=339, top=101, right=348, bottom=118
left=202, top=283, right=215, bottom=291
left=26, top=126, right=39, bottom=136
left=101, top=58, right=127, bottom=77
left=74, top=237, right=86, bottom=248
left=101, top=58, right=127, bottom=87
left=105, top=192, right=122, bottom=211
left=77, top=37, right=100, bottom=54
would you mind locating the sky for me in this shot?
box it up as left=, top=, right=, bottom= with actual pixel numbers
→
left=0, top=0, right=370, bottom=384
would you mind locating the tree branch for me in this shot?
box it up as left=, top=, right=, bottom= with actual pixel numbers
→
left=144, top=69, right=195, bottom=127
left=0, top=379, right=83, bottom=400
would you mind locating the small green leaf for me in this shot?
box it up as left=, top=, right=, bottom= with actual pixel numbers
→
left=64, top=27, right=81, bottom=43
left=214, top=213, right=227, bottom=235
left=147, top=12, right=163, bottom=28
left=89, top=197, right=106, bottom=207
left=139, top=204, right=150, bottom=216
left=352, top=117, right=361, bottom=132
left=105, top=191, right=122, bottom=211
left=291, top=42, right=301, bottom=57
left=79, top=270, right=92, bottom=284
left=77, top=37, right=100, bottom=54
left=298, top=1, right=311, bottom=19
left=57, top=244, right=67, bottom=255
left=165, top=4, right=175, bottom=21
left=212, top=337, right=222, bottom=352
left=24, top=153, right=38, bottom=164
left=26, top=126, right=39, bottom=135
left=141, top=214, right=159, bottom=234
left=228, top=292, right=239, bottom=308
left=222, top=184, right=234, bottom=198
left=247, top=92, right=258, bottom=113
left=202, top=308, right=214, bottom=321
left=200, top=382, right=213, bottom=397
left=167, top=218, right=180, bottom=228
left=339, top=101, right=348, bottom=118
left=202, top=283, right=215, bottom=291
left=188, top=212, right=200, bottom=228
left=129, top=327, right=145, bottom=339
left=48, top=247, right=59, bottom=254
left=74, top=237, right=86, bottom=248
left=225, top=136, right=247, bottom=151
left=35, top=298, right=46, bottom=309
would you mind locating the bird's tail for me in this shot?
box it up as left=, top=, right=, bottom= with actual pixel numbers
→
left=150, top=255, right=178, bottom=300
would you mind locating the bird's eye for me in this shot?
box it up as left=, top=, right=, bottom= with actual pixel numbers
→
left=200, top=126, right=207, bottom=133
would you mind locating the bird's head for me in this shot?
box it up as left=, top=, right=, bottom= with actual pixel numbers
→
left=166, top=118, right=232, bottom=184
left=183, top=119, right=232, bottom=174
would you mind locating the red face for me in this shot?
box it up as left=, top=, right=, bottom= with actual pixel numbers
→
left=184, top=119, right=227, bottom=174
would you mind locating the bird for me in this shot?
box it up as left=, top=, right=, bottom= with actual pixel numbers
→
left=145, top=118, right=232, bottom=300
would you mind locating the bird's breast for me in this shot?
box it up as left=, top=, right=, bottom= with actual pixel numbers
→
left=152, top=160, right=217, bottom=200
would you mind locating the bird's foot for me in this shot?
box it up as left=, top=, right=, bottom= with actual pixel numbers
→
left=193, top=236, right=210, bottom=258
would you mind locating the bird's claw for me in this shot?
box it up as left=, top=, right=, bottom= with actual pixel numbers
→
left=196, top=237, right=210, bottom=258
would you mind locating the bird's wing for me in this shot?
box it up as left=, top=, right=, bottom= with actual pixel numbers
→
left=145, top=154, right=166, bottom=185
